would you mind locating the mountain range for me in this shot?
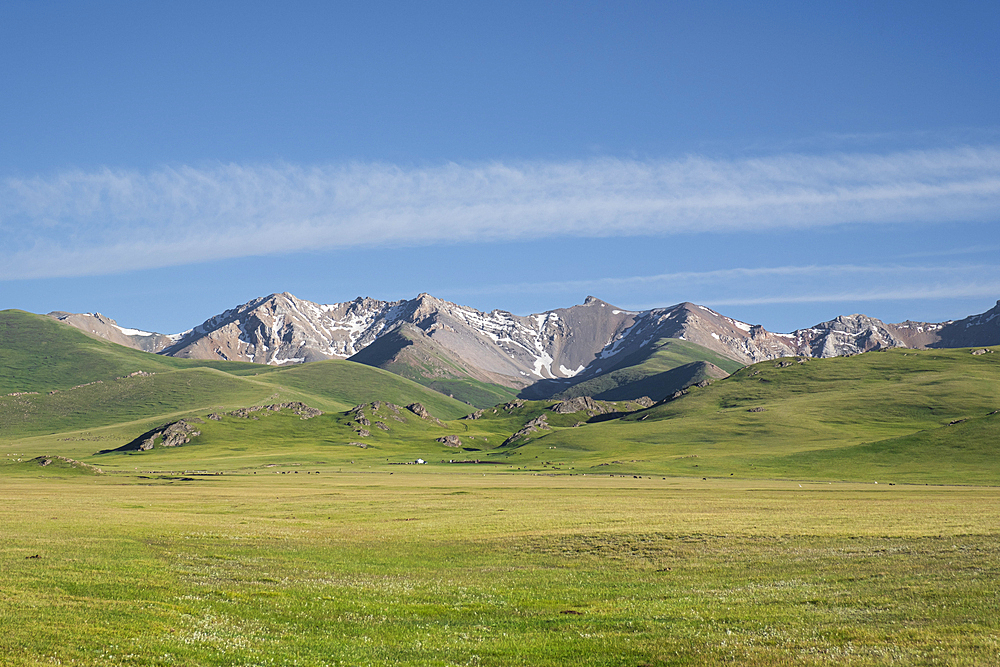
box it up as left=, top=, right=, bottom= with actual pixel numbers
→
left=49, top=293, right=1000, bottom=406
left=4, top=302, right=999, bottom=486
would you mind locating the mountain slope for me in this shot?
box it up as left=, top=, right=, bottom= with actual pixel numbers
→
left=48, top=294, right=762, bottom=390
left=553, top=360, right=727, bottom=402
left=159, top=293, right=406, bottom=363
left=84, top=344, right=1000, bottom=485
left=530, top=338, right=742, bottom=401
left=6, top=308, right=1000, bottom=486
left=347, top=322, right=519, bottom=407
left=931, top=299, right=1000, bottom=348
left=47, top=311, right=178, bottom=353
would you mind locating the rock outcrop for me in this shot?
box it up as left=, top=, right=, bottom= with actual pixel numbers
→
left=113, top=418, right=205, bottom=452
left=407, top=402, right=444, bottom=425
left=28, top=456, right=103, bottom=474
left=225, top=402, right=322, bottom=420
left=502, top=414, right=551, bottom=446
left=550, top=396, right=613, bottom=416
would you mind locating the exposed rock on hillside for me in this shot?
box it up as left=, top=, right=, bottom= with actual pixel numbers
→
left=502, top=414, right=551, bottom=446
left=349, top=402, right=409, bottom=433
left=407, top=402, right=444, bottom=425
left=790, top=314, right=936, bottom=357
left=407, top=402, right=431, bottom=418
left=159, top=293, right=407, bottom=364
left=28, top=455, right=103, bottom=473
left=551, top=396, right=613, bottom=416
left=225, top=402, right=322, bottom=420
left=112, top=418, right=204, bottom=452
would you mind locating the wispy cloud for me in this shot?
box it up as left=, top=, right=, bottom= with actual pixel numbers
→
left=442, top=263, right=1000, bottom=314
left=701, top=282, right=1000, bottom=308
left=2, top=145, right=1000, bottom=279
left=448, top=263, right=999, bottom=292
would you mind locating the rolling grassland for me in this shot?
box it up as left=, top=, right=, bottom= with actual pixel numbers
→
left=1, top=472, right=998, bottom=666
left=3, top=311, right=1000, bottom=664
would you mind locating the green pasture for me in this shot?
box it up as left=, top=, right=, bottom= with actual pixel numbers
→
left=62, top=345, right=997, bottom=485
left=2, top=472, right=999, bottom=666
left=422, top=377, right=519, bottom=409
left=4, top=311, right=999, bottom=488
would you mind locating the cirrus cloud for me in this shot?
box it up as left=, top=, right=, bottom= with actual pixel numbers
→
left=2, top=145, right=1000, bottom=279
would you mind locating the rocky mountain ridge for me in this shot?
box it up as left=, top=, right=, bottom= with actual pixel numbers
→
left=49, top=295, right=1000, bottom=400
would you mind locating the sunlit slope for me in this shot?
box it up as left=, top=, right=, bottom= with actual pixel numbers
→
left=0, top=310, right=268, bottom=393
left=0, top=310, right=471, bottom=440
left=0, top=367, right=281, bottom=438
left=6, top=310, right=998, bottom=486
left=530, top=347, right=1000, bottom=481
left=256, top=360, right=472, bottom=419
left=0, top=364, right=469, bottom=442
left=752, top=411, right=1000, bottom=484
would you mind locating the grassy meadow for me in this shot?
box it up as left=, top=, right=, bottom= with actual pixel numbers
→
left=2, top=471, right=999, bottom=666
left=3, top=311, right=1000, bottom=664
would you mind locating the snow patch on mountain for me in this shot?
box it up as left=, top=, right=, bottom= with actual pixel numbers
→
left=114, top=325, right=154, bottom=337
left=729, top=319, right=752, bottom=332
left=532, top=351, right=555, bottom=377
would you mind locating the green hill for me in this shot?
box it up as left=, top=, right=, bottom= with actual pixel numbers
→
left=78, top=396, right=649, bottom=473
left=90, top=400, right=469, bottom=470
left=0, top=309, right=272, bottom=394
left=754, top=410, right=1000, bottom=485
left=240, top=359, right=474, bottom=419
left=0, top=367, right=275, bottom=438
left=0, top=310, right=470, bottom=441
left=528, top=346, right=1000, bottom=482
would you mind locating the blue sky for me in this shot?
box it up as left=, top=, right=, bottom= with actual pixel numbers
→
left=2, top=1, right=999, bottom=334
